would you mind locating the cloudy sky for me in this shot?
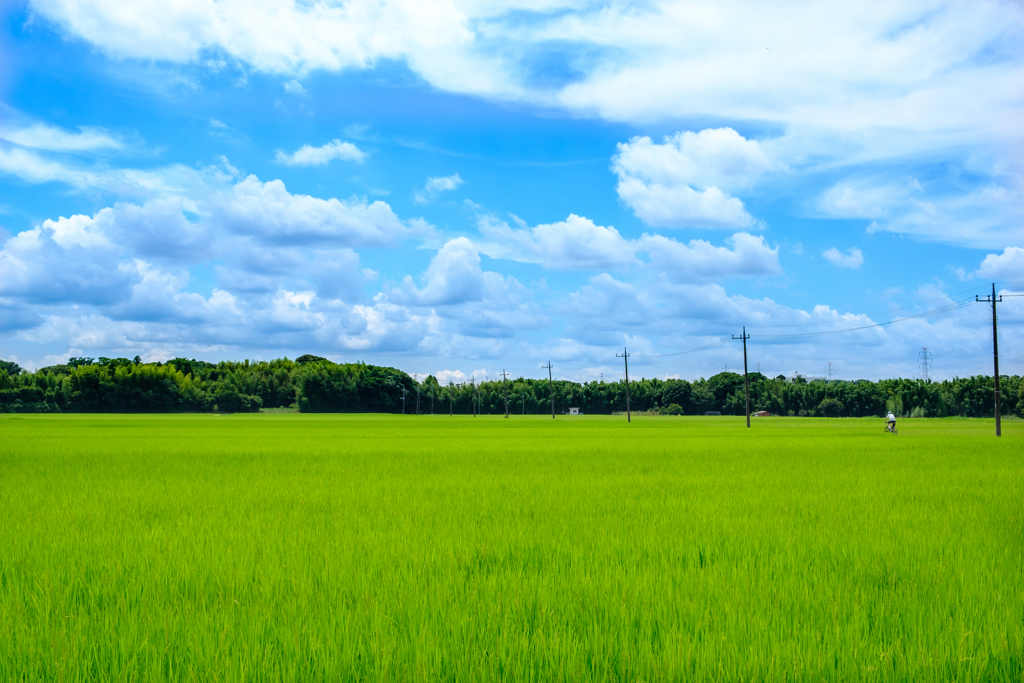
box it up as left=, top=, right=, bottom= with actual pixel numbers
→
left=1, top=0, right=1022, bottom=382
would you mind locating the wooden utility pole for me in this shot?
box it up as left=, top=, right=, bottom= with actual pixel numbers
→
left=733, top=327, right=751, bottom=428
left=978, top=284, right=1004, bottom=436
left=500, top=370, right=510, bottom=417
left=543, top=361, right=554, bottom=419
left=616, top=347, right=631, bottom=423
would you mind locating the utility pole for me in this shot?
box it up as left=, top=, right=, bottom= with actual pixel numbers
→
left=543, top=361, right=554, bottom=420
left=402, top=386, right=406, bottom=414
left=616, top=347, right=631, bottom=423
left=755, top=363, right=761, bottom=374
left=978, top=284, right=1004, bottom=437
left=499, top=369, right=510, bottom=417
left=732, top=328, right=751, bottom=428
left=918, top=348, right=933, bottom=381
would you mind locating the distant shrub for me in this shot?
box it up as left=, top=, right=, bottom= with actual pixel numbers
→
left=214, top=387, right=262, bottom=413
left=817, top=397, right=843, bottom=418
left=660, top=403, right=683, bottom=416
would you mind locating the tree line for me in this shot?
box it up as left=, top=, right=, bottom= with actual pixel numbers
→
left=0, top=355, right=1021, bottom=418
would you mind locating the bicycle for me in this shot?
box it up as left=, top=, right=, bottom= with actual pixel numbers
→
left=885, top=422, right=898, bottom=435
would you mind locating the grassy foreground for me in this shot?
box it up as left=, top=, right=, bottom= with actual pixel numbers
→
left=0, top=415, right=1021, bottom=682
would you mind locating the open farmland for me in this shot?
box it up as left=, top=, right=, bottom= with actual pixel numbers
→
left=1, top=414, right=1021, bottom=681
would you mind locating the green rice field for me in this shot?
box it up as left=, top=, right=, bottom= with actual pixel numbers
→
left=1, top=414, right=1021, bottom=681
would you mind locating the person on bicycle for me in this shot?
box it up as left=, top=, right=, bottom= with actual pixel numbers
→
left=886, top=410, right=896, bottom=432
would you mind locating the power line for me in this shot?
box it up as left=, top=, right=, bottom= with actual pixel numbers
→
left=746, top=284, right=991, bottom=330
left=754, top=299, right=977, bottom=340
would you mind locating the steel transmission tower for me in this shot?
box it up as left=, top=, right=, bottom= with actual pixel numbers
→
left=918, top=347, right=933, bottom=381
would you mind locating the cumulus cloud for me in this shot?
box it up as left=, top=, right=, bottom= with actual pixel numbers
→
left=822, top=247, right=864, bottom=269
left=641, top=233, right=781, bottom=282
left=387, top=237, right=489, bottom=306
left=0, top=170, right=436, bottom=342
left=477, top=213, right=637, bottom=270
left=613, top=129, right=770, bottom=229
left=0, top=216, right=137, bottom=306
left=384, top=238, right=546, bottom=337
left=477, top=213, right=779, bottom=280
left=275, top=139, right=365, bottom=166
left=415, top=173, right=463, bottom=203
left=975, top=247, right=1024, bottom=281
left=209, top=175, right=423, bottom=247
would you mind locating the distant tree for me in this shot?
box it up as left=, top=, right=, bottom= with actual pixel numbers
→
left=817, top=397, right=843, bottom=418
left=296, top=354, right=331, bottom=365
left=0, top=360, right=22, bottom=376
left=690, top=383, right=716, bottom=413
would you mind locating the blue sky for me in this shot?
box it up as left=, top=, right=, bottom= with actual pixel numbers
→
left=1, top=0, right=1022, bottom=382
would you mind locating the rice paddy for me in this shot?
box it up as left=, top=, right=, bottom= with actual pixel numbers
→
left=1, top=414, right=1021, bottom=681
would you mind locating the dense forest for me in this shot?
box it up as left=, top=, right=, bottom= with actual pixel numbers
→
left=0, top=355, right=1021, bottom=418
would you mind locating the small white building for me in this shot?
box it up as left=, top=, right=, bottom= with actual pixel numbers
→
left=568, top=407, right=580, bottom=416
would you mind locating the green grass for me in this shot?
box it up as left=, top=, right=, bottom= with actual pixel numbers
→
left=0, top=414, right=1021, bottom=681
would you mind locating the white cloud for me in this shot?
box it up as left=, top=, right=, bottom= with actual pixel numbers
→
left=275, top=139, right=366, bottom=166
left=0, top=144, right=209, bottom=197
left=0, top=216, right=137, bottom=305
left=435, top=369, right=468, bottom=384
left=23, top=0, right=1024, bottom=254
left=415, top=172, right=463, bottom=203
left=477, top=213, right=637, bottom=270
left=209, top=175, right=422, bottom=247
left=283, top=79, right=307, bottom=95
left=641, top=232, right=781, bottom=282
left=975, top=247, right=1024, bottom=282
left=818, top=175, right=1024, bottom=248
left=0, top=122, right=124, bottom=152
left=615, top=129, right=771, bottom=192
left=0, top=145, right=99, bottom=186
left=384, top=237, right=546, bottom=337
left=387, top=237, right=496, bottom=306
left=822, top=247, right=865, bottom=269
left=29, top=1, right=1021, bottom=161
left=613, top=129, right=770, bottom=229
left=477, top=213, right=779, bottom=279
